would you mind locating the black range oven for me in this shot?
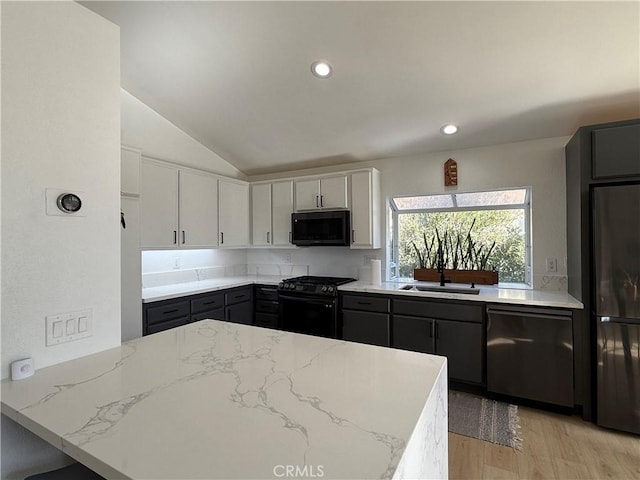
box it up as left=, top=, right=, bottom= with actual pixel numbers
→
left=278, top=276, right=356, bottom=338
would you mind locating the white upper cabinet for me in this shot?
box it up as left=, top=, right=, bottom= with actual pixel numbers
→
left=179, top=170, right=219, bottom=248
left=271, top=180, right=294, bottom=246
left=350, top=169, right=381, bottom=249
left=294, top=175, right=348, bottom=210
left=140, top=159, right=219, bottom=249
left=121, top=146, right=141, bottom=196
left=140, top=160, right=179, bottom=248
left=251, top=183, right=272, bottom=246
left=219, top=179, right=250, bottom=247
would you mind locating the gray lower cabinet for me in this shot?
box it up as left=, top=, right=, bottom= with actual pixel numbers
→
left=144, top=299, right=190, bottom=335
left=340, top=294, right=390, bottom=347
left=392, top=298, right=484, bottom=385
left=226, top=301, right=253, bottom=325
left=143, top=286, right=253, bottom=335
left=254, top=285, right=279, bottom=329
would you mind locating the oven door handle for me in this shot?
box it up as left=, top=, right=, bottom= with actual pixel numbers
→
left=279, top=295, right=335, bottom=308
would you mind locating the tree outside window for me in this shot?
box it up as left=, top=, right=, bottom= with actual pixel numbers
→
left=389, top=189, right=531, bottom=285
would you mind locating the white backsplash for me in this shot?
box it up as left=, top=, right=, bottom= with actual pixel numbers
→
left=534, top=274, right=568, bottom=291
left=246, top=248, right=381, bottom=280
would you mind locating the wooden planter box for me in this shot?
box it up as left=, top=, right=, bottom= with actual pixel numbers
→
left=413, top=268, right=499, bottom=285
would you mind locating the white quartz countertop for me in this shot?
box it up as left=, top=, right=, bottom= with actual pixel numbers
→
left=142, top=275, right=284, bottom=303
left=339, top=280, right=584, bottom=309
left=143, top=275, right=583, bottom=309
left=1, top=320, right=448, bottom=480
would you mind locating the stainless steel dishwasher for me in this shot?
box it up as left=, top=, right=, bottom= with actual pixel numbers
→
left=486, top=305, right=574, bottom=407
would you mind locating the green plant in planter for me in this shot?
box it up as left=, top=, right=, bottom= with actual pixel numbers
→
left=412, top=219, right=497, bottom=271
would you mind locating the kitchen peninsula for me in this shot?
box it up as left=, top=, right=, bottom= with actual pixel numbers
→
left=1, top=320, right=447, bottom=479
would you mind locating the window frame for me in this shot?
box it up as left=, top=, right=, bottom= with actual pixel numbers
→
left=388, top=188, right=532, bottom=286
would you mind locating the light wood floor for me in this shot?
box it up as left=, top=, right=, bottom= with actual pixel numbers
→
left=449, top=405, right=640, bottom=479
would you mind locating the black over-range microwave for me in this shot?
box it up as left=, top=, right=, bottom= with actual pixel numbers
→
left=291, top=210, right=351, bottom=246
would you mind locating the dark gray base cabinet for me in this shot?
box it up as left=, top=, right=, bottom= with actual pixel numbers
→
left=342, top=310, right=389, bottom=347
left=392, top=298, right=485, bottom=385
left=393, top=315, right=483, bottom=384
left=340, top=294, right=391, bottom=347
left=143, top=286, right=253, bottom=335
left=254, top=285, right=279, bottom=329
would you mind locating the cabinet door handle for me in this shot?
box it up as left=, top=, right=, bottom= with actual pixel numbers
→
left=315, top=195, right=319, bottom=208
left=357, top=301, right=371, bottom=305
left=202, top=300, right=218, bottom=306
left=234, top=294, right=245, bottom=299
left=182, top=230, right=186, bottom=244
left=320, top=195, right=324, bottom=207
left=221, top=232, right=224, bottom=244
left=173, top=230, right=177, bottom=245
left=267, top=231, right=270, bottom=243
left=352, top=229, right=355, bottom=243
left=164, top=309, right=179, bottom=315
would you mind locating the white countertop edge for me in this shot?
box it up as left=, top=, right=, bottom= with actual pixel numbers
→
left=338, top=281, right=584, bottom=309
left=142, top=276, right=583, bottom=309
left=142, top=275, right=282, bottom=303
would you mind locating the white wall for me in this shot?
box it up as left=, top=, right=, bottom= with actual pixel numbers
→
left=1, top=1, right=120, bottom=477
left=249, top=136, right=570, bottom=290
left=121, top=90, right=246, bottom=180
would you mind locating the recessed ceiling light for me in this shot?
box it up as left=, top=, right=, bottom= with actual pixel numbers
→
left=311, top=61, right=333, bottom=78
left=441, top=124, right=458, bottom=135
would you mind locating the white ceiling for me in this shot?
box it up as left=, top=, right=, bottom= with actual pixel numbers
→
left=83, top=1, right=640, bottom=175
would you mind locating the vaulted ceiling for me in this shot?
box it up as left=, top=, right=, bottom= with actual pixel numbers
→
left=83, top=1, right=640, bottom=175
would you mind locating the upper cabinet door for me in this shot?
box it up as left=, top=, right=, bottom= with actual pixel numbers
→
left=251, top=183, right=272, bottom=246
left=219, top=180, right=250, bottom=246
left=592, top=124, right=640, bottom=179
left=294, top=178, right=320, bottom=210
left=121, top=146, right=141, bottom=196
left=319, top=175, right=348, bottom=209
left=140, top=160, right=179, bottom=248
left=179, top=170, right=218, bottom=248
left=350, top=169, right=380, bottom=249
left=272, top=180, right=294, bottom=245
left=294, top=175, right=348, bottom=210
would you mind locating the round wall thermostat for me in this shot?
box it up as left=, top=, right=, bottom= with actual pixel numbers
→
left=56, top=193, right=82, bottom=213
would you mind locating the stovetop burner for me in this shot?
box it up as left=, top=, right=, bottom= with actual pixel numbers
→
left=278, top=275, right=356, bottom=296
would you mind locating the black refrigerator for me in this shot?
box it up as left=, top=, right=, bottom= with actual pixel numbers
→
left=593, top=183, right=640, bottom=434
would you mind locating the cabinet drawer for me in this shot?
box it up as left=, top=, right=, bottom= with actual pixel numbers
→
left=191, top=307, right=224, bottom=323
left=146, top=316, right=188, bottom=335
left=255, top=286, right=278, bottom=301
left=393, top=299, right=483, bottom=323
left=342, top=294, right=390, bottom=313
left=146, top=301, right=190, bottom=325
left=255, top=300, right=279, bottom=314
left=191, top=293, right=224, bottom=314
left=255, top=312, right=279, bottom=329
left=225, top=287, right=252, bottom=306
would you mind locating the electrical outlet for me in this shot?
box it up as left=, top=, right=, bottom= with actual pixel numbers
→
left=173, top=256, right=181, bottom=269
left=285, top=254, right=292, bottom=263
left=546, top=258, right=557, bottom=273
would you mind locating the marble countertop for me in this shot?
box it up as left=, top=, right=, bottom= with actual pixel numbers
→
left=142, top=275, right=284, bottom=303
left=1, top=320, right=448, bottom=480
left=143, top=275, right=582, bottom=309
left=339, top=280, right=584, bottom=309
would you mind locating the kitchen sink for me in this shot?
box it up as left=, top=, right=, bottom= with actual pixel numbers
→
left=399, top=284, right=480, bottom=295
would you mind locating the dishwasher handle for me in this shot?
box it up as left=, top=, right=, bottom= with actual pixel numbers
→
left=487, top=307, right=571, bottom=322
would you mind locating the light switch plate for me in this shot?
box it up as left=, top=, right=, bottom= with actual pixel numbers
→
left=46, top=309, right=93, bottom=346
